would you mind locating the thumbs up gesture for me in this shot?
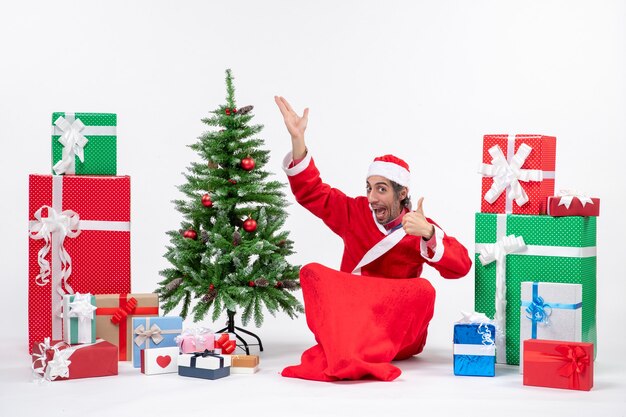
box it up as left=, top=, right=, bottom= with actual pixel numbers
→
left=401, top=197, right=435, bottom=240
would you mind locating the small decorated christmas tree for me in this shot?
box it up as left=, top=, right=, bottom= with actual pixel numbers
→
left=157, top=69, right=303, bottom=332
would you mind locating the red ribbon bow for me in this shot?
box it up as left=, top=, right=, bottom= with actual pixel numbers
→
left=110, top=297, right=138, bottom=325
left=555, top=344, right=589, bottom=389
left=215, top=333, right=236, bottom=354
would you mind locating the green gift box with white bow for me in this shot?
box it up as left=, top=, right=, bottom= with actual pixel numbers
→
left=63, top=293, right=97, bottom=345
left=474, top=213, right=596, bottom=365
left=51, top=112, right=117, bottom=175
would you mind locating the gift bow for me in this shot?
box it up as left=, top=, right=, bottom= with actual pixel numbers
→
left=457, top=311, right=491, bottom=325
left=32, top=338, right=72, bottom=382
left=214, top=333, right=236, bottom=354
left=110, top=297, right=138, bottom=325
left=29, top=205, right=81, bottom=292
left=67, top=293, right=96, bottom=322
left=478, top=235, right=526, bottom=267
left=52, top=116, right=89, bottom=175
left=479, top=144, right=543, bottom=207
left=175, top=327, right=214, bottom=351
left=555, top=345, right=590, bottom=389
left=524, top=295, right=552, bottom=325
left=557, top=189, right=594, bottom=209
left=134, top=323, right=164, bottom=346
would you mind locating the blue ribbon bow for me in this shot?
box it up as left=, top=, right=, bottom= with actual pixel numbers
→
left=521, top=282, right=582, bottom=339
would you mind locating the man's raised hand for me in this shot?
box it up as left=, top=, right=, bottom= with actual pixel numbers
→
left=402, top=197, right=435, bottom=240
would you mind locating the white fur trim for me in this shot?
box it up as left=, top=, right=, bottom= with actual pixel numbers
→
left=282, top=150, right=312, bottom=176
left=420, top=224, right=445, bottom=262
left=352, top=228, right=407, bottom=275
left=367, top=160, right=410, bottom=187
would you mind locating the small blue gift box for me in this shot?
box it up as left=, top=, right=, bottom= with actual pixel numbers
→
left=178, top=352, right=231, bottom=380
left=131, top=316, right=183, bottom=368
left=453, top=323, right=496, bottom=377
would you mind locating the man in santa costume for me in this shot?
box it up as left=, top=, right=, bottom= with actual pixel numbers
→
left=275, top=96, right=472, bottom=381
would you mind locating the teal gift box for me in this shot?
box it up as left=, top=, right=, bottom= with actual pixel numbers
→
left=131, top=316, right=183, bottom=368
left=474, top=213, right=596, bottom=365
left=51, top=112, right=117, bottom=175
left=63, top=293, right=96, bottom=344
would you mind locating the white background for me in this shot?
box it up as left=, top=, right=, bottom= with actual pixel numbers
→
left=1, top=1, right=625, bottom=416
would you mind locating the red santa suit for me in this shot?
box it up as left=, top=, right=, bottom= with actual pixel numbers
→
left=281, top=151, right=472, bottom=382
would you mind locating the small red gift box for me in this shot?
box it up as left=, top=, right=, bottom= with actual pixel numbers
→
left=31, top=338, right=118, bottom=381
left=523, top=339, right=593, bottom=391
left=28, top=175, right=131, bottom=352
left=479, top=134, right=556, bottom=215
left=546, top=192, right=600, bottom=217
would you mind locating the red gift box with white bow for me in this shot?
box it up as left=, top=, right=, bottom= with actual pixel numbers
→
left=31, top=338, right=118, bottom=381
left=28, top=175, right=131, bottom=352
left=479, top=134, right=556, bottom=215
left=546, top=191, right=600, bottom=217
left=523, top=339, right=593, bottom=391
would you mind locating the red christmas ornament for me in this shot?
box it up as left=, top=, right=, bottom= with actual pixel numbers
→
left=201, top=194, right=213, bottom=207
left=228, top=179, right=237, bottom=185
left=248, top=280, right=255, bottom=287
left=225, top=108, right=231, bottom=116
left=275, top=281, right=283, bottom=288
left=183, top=229, right=197, bottom=240
left=242, top=217, right=257, bottom=233
left=209, top=284, right=214, bottom=290
left=233, top=108, right=238, bottom=113
left=240, top=156, right=256, bottom=171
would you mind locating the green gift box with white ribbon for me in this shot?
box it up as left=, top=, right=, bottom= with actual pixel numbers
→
left=51, top=112, right=117, bottom=175
left=474, top=213, right=596, bottom=365
left=63, top=293, right=97, bottom=345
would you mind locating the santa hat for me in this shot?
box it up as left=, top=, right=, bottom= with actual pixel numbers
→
left=367, top=154, right=410, bottom=187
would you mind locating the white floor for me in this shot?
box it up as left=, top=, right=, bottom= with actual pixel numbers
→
left=2, top=332, right=624, bottom=417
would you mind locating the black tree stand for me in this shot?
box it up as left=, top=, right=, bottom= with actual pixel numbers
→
left=216, top=310, right=264, bottom=355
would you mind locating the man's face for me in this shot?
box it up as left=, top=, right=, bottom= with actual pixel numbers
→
left=366, top=175, right=407, bottom=224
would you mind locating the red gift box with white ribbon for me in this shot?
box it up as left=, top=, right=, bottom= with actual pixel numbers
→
left=28, top=175, right=131, bottom=352
left=479, top=134, right=556, bottom=215
left=546, top=190, right=600, bottom=217
left=31, top=338, right=118, bottom=381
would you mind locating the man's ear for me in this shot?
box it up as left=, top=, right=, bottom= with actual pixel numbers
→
left=400, top=187, right=408, bottom=200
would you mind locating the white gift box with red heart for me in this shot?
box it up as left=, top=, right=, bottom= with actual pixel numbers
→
left=140, top=346, right=179, bottom=375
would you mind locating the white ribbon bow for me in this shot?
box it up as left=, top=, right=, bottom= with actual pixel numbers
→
left=29, top=206, right=81, bottom=293
left=557, top=189, right=594, bottom=209
left=32, top=338, right=72, bottom=382
left=53, top=116, right=89, bottom=175
left=479, top=144, right=543, bottom=207
left=457, top=311, right=492, bottom=324
left=176, top=327, right=213, bottom=350
left=134, top=324, right=164, bottom=346
left=478, top=234, right=526, bottom=362
left=67, top=293, right=96, bottom=322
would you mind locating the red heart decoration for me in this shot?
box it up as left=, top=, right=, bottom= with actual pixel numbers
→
left=156, top=355, right=172, bottom=368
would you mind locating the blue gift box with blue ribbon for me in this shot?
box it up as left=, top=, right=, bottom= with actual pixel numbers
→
left=519, top=281, right=582, bottom=372
left=453, top=320, right=496, bottom=377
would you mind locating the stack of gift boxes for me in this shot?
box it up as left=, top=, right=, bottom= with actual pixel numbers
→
left=28, top=112, right=259, bottom=382
left=453, top=134, right=598, bottom=391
